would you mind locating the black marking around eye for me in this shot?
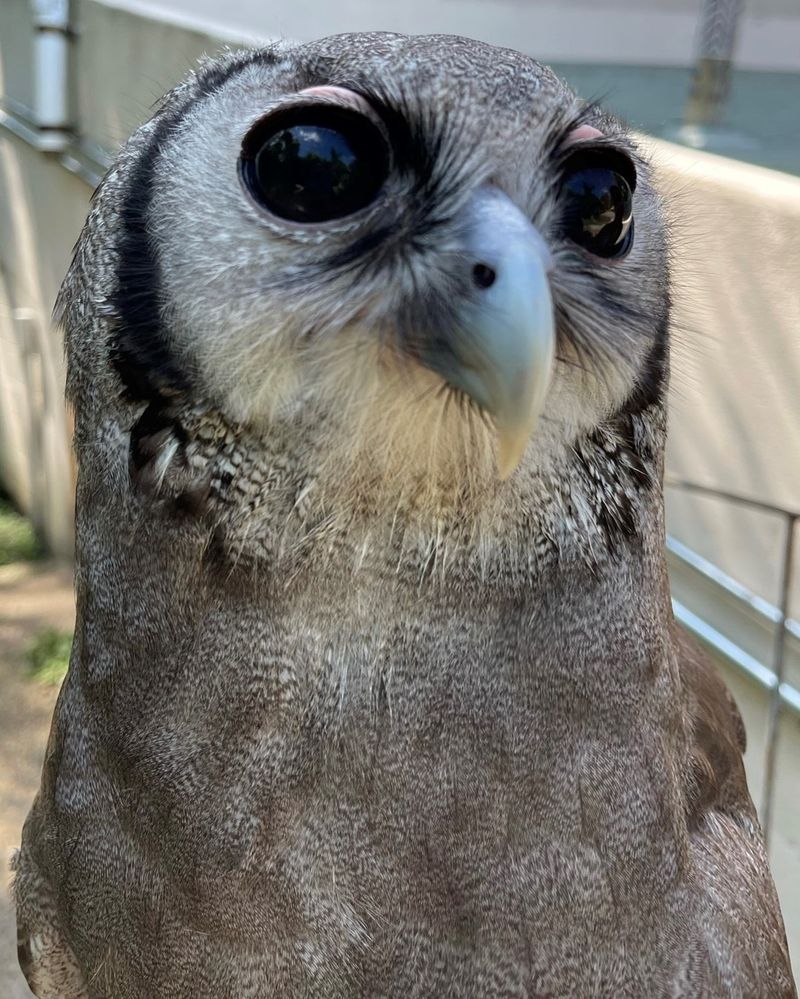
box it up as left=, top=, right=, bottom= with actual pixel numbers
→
left=325, top=223, right=401, bottom=272
left=359, top=89, right=443, bottom=185
left=621, top=310, right=669, bottom=416
left=312, top=90, right=465, bottom=277
left=359, top=86, right=466, bottom=214
left=110, top=50, right=276, bottom=403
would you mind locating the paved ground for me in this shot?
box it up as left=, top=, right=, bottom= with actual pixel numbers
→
left=0, top=561, right=74, bottom=999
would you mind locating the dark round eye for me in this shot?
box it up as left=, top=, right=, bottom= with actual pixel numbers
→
left=559, top=152, right=635, bottom=258
left=239, top=105, right=390, bottom=223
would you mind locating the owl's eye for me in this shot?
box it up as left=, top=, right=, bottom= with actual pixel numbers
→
left=558, top=149, right=635, bottom=259
left=239, top=106, right=390, bottom=223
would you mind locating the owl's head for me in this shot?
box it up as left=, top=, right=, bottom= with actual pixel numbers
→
left=95, top=33, right=669, bottom=516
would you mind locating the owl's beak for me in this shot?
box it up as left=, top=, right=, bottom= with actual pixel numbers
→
left=417, top=186, right=556, bottom=478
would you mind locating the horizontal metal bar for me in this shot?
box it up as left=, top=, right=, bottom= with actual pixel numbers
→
left=665, top=477, right=800, bottom=520
left=57, top=151, right=106, bottom=189
left=0, top=108, right=44, bottom=148
left=673, top=598, right=800, bottom=716
left=0, top=108, right=106, bottom=187
left=666, top=534, right=800, bottom=643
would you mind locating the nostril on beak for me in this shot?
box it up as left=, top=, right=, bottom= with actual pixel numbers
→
left=472, top=262, right=497, bottom=290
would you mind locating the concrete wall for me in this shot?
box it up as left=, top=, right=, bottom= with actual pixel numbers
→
left=0, top=138, right=85, bottom=555
left=648, top=140, right=800, bottom=670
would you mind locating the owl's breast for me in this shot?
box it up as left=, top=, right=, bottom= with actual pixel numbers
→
left=22, top=588, right=721, bottom=998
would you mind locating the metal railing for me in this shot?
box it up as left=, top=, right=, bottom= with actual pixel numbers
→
left=666, top=478, right=799, bottom=847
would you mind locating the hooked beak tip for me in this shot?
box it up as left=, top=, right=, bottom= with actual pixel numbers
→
left=496, top=423, right=532, bottom=480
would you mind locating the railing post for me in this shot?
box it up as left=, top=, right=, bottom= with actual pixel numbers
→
left=31, top=0, right=73, bottom=151
left=683, top=0, right=745, bottom=130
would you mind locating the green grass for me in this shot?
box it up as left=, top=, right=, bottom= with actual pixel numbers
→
left=0, top=498, right=42, bottom=565
left=26, top=628, right=73, bottom=685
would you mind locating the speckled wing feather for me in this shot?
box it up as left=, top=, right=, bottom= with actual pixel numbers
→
left=677, top=629, right=796, bottom=997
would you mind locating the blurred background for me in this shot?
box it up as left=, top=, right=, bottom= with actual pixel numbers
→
left=1, top=0, right=798, bottom=992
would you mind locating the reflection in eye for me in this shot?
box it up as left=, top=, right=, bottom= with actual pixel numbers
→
left=240, top=107, right=390, bottom=223
left=559, top=163, right=634, bottom=258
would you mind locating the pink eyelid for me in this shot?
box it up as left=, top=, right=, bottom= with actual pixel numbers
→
left=563, top=125, right=605, bottom=145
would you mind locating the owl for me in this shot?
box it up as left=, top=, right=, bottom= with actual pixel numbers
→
left=14, top=32, right=796, bottom=999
